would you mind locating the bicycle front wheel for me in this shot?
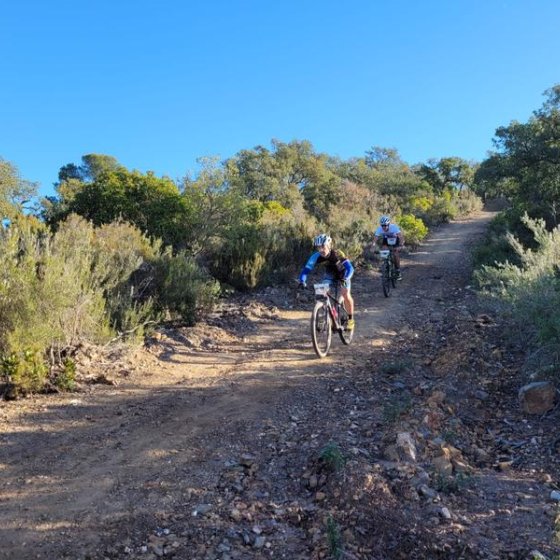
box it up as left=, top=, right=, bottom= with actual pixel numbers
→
left=382, top=261, right=392, bottom=297
left=311, top=301, right=332, bottom=358
left=391, top=256, right=397, bottom=288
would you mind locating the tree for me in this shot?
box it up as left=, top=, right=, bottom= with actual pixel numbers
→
left=365, top=146, right=403, bottom=168
left=56, top=154, right=122, bottom=184
left=43, top=155, right=189, bottom=246
left=474, top=85, right=560, bottom=225
left=45, top=154, right=125, bottom=227
left=180, top=157, right=250, bottom=255
left=225, top=139, right=342, bottom=222
left=0, top=158, right=38, bottom=220
left=226, top=141, right=306, bottom=209
left=415, top=157, right=476, bottom=194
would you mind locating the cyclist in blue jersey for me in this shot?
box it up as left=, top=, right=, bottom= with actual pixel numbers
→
left=372, top=215, right=404, bottom=279
left=298, top=234, right=355, bottom=330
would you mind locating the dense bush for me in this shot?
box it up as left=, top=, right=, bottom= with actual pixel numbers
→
left=404, top=190, right=482, bottom=228
left=424, top=191, right=457, bottom=224
left=209, top=221, right=311, bottom=290
left=154, top=250, right=220, bottom=325
left=475, top=215, right=560, bottom=380
left=0, top=217, right=109, bottom=394
left=0, top=216, right=218, bottom=395
left=398, top=214, right=428, bottom=249
left=471, top=205, right=538, bottom=270
left=453, top=189, right=483, bottom=216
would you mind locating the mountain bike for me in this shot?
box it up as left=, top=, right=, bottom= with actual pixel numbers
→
left=310, top=281, right=354, bottom=358
left=379, top=248, right=398, bottom=297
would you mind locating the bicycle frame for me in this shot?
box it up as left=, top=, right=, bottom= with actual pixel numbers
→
left=313, top=282, right=344, bottom=330
left=379, top=248, right=397, bottom=297
left=310, top=281, right=353, bottom=358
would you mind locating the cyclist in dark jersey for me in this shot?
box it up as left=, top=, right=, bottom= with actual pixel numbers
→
left=298, top=234, right=355, bottom=330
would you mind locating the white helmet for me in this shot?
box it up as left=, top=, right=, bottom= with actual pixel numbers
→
left=380, top=215, right=391, bottom=226
left=313, top=233, right=332, bottom=247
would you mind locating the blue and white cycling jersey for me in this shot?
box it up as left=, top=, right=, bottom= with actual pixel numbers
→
left=298, top=249, right=354, bottom=285
left=374, top=223, right=401, bottom=246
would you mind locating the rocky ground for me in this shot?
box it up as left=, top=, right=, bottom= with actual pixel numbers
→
left=1, top=209, right=559, bottom=560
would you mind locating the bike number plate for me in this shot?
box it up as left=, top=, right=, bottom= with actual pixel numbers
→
left=379, top=250, right=390, bottom=259
left=313, top=283, right=330, bottom=296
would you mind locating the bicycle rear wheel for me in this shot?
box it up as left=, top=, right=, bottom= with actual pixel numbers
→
left=311, top=301, right=332, bottom=358
left=337, top=304, right=354, bottom=345
left=382, top=261, right=392, bottom=297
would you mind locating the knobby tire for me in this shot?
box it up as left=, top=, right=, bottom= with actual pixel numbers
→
left=382, top=260, right=392, bottom=297
left=311, top=301, right=332, bottom=358
left=337, top=303, right=354, bottom=345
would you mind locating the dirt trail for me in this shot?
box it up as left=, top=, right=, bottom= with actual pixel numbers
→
left=1, top=209, right=558, bottom=560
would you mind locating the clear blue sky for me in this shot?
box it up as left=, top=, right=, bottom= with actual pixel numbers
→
left=2, top=0, right=559, bottom=198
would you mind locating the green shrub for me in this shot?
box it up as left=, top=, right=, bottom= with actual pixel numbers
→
left=54, top=358, right=76, bottom=392
left=471, top=207, right=530, bottom=270
left=433, top=472, right=472, bottom=494
left=382, top=395, right=412, bottom=423
left=319, top=441, right=346, bottom=472
left=155, top=250, right=220, bottom=325
left=414, top=190, right=477, bottom=226
left=397, top=214, right=428, bottom=248
left=451, top=189, right=483, bottom=217
left=328, top=217, right=373, bottom=262
left=426, top=192, right=457, bottom=224
left=0, top=215, right=172, bottom=395
left=212, top=223, right=269, bottom=289
left=475, top=214, right=560, bottom=380
left=326, top=516, right=344, bottom=559
left=471, top=234, right=520, bottom=271
left=91, top=219, right=160, bottom=291
left=1, top=349, right=48, bottom=396
left=210, top=218, right=311, bottom=290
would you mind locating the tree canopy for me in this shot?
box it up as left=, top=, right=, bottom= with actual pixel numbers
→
left=0, top=158, right=38, bottom=220
left=475, top=85, right=560, bottom=225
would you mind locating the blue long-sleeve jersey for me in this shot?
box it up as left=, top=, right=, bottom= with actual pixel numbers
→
left=299, top=249, right=354, bottom=284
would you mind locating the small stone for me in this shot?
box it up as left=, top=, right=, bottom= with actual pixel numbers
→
left=193, top=504, right=212, bottom=516
left=229, top=508, right=242, bottom=522
left=529, top=551, right=549, bottom=560
left=550, top=490, right=560, bottom=501
left=418, top=484, right=438, bottom=499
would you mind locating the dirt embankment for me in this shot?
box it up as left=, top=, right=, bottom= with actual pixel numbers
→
left=1, top=209, right=559, bottom=560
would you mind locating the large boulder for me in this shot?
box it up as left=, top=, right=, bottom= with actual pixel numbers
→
left=518, top=381, right=557, bottom=414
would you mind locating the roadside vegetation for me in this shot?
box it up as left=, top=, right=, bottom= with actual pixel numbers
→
left=473, top=85, right=560, bottom=385
left=5, top=83, right=560, bottom=398
left=0, top=140, right=481, bottom=396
